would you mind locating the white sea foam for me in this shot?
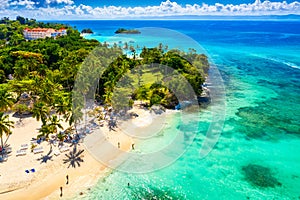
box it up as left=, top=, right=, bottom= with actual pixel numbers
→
left=251, top=54, right=300, bottom=70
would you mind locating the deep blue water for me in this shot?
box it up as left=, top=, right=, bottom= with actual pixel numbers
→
left=53, top=20, right=300, bottom=199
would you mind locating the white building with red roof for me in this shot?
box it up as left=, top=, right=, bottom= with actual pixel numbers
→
left=23, top=28, right=67, bottom=40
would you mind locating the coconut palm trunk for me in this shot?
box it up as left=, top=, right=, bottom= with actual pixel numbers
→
left=0, top=113, right=14, bottom=158
left=1, top=135, right=4, bottom=158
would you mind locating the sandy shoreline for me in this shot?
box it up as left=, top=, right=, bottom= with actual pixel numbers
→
left=0, top=104, right=173, bottom=200
left=0, top=105, right=176, bottom=199
left=0, top=112, right=133, bottom=200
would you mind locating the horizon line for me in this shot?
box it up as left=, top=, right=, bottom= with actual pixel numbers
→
left=38, top=15, right=300, bottom=21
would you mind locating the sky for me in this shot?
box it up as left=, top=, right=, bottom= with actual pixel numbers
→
left=0, top=0, right=300, bottom=19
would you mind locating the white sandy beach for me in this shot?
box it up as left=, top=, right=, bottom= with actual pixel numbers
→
left=0, top=112, right=133, bottom=200
left=0, top=104, right=175, bottom=199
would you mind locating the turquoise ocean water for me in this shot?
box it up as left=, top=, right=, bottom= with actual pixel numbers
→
left=57, top=20, right=300, bottom=199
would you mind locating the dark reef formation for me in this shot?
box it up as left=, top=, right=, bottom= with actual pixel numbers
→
left=242, top=164, right=282, bottom=188
left=131, top=186, right=186, bottom=200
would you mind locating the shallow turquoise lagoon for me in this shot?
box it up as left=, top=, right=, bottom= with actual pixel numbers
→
left=57, top=20, right=300, bottom=199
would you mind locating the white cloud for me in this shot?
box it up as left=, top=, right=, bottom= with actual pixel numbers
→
left=46, top=0, right=74, bottom=5
left=9, top=0, right=35, bottom=9
left=0, top=0, right=9, bottom=9
left=79, top=0, right=300, bottom=17
left=2, top=0, right=300, bottom=19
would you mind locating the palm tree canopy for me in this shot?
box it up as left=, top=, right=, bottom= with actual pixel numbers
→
left=32, top=101, right=49, bottom=124
left=0, top=112, right=14, bottom=149
left=0, top=89, right=15, bottom=112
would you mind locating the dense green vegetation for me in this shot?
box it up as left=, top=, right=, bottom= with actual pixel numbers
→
left=99, top=47, right=209, bottom=109
left=0, top=17, right=100, bottom=149
left=115, top=28, right=141, bottom=34
left=0, top=17, right=209, bottom=152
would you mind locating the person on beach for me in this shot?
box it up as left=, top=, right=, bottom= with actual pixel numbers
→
left=66, top=175, right=69, bottom=185
left=132, top=143, right=135, bottom=150
left=118, top=142, right=120, bottom=148
left=60, top=186, right=63, bottom=197
left=128, top=183, right=130, bottom=187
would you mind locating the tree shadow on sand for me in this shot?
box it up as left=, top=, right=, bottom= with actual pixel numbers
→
left=0, top=144, right=12, bottom=160
left=63, top=146, right=84, bottom=168
left=37, top=148, right=53, bottom=164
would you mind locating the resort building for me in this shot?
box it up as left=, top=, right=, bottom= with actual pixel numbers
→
left=23, top=28, right=67, bottom=40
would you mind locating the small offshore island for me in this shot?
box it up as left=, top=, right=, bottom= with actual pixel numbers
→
left=0, top=16, right=209, bottom=199
left=81, top=28, right=94, bottom=34
left=115, top=28, right=141, bottom=34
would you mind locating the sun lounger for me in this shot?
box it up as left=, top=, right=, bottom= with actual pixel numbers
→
left=20, top=144, right=29, bottom=150
left=59, top=146, right=69, bottom=153
left=1, top=147, right=12, bottom=154
left=30, top=141, right=38, bottom=147
left=0, top=155, right=8, bottom=162
left=54, top=150, right=60, bottom=156
left=37, top=139, right=41, bottom=144
left=85, top=129, right=91, bottom=134
left=33, top=147, right=44, bottom=154
left=16, top=150, right=27, bottom=156
left=90, top=122, right=99, bottom=129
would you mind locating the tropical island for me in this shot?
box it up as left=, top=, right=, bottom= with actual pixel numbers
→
left=0, top=16, right=209, bottom=199
left=81, top=28, right=94, bottom=34
left=115, top=28, right=141, bottom=34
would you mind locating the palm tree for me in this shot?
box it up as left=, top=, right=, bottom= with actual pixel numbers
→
left=68, top=108, right=83, bottom=134
left=137, top=86, right=149, bottom=104
left=32, top=101, right=49, bottom=125
left=0, top=89, right=15, bottom=133
left=158, top=43, right=163, bottom=51
left=62, top=95, right=73, bottom=124
left=0, top=90, right=15, bottom=112
left=48, top=115, right=63, bottom=134
left=53, top=94, right=68, bottom=120
left=38, top=124, right=51, bottom=140
left=129, top=45, right=136, bottom=59
left=39, top=82, right=53, bottom=105
left=103, top=80, right=115, bottom=104
left=13, top=60, right=30, bottom=80
left=164, top=45, right=169, bottom=52
left=38, top=115, right=63, bottom=141
left=0, top=112, right=14, bottom=157
left=56, top=131, right=66, bottom=147
left=123, top=42, right=128, bottom=51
